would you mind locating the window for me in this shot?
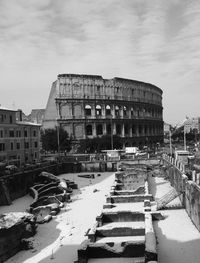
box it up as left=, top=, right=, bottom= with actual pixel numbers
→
left=0, top=114, right=4, bottom=122
left=96, top=105, right=102, bottom=116
left=85, top=105, right=92, bottom=116
left=9, top=130, right=14, bottom=137
left=86, top=125, right=92, bottom=136
left=34, top=141, right=38, bottom=148
left=96, top=124, right=103, bottom=135
left=24, top=129, right=28, bottom=137
left=33, top=130, right=37, bottom=137
left=9, top=115, right=13, bottom=123
left=25, top=142, right=29, bottom=149
left=10, top=142, right=14, bottom=150
left=106, top=105, right=111, bottom=116
left=0, top=130, right=3, bottom=138
left=16, top=142, right=20, bottom=149
left=0, top=143, right=5, bottom=151
left=16, top=130, right=21, bottom=137
left=97, top=85, right=100, bottom=92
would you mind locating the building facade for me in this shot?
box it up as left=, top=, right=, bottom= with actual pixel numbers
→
left=0, top=107, right=41, bottom=166
left=184, top=117, right=200, bottom=133
left=43, top=74, right=163, bottom=147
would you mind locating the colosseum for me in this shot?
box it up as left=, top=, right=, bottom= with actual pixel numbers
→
left=43, top=74, right=163, bottom=148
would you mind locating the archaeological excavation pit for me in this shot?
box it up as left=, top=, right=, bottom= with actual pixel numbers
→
left=76, top=163, right=159, bottom=263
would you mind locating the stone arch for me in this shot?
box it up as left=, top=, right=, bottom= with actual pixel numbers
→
left=124, top=124, right=129, bottom=135
left=115, top=106, right=120, bottom=117
left=96, top=105, right=102, bottom=116
left=106, top=123, right=111, bottom=134
left=106, top=105, right=111, bottom=116
left=123, top=106, right=128, bottom=117
left=85, top=105, right=92, bottom=116
left=86, top=124, right=92, bottom=136
left=96, top=124, right=103, bottom=135
left=116, top=124, right=121, bottom=135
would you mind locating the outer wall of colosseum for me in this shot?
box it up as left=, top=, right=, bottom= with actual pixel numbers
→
left=43, top=74, right=163, bottom=148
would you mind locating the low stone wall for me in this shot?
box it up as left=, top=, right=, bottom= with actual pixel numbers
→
left=107, top=194, right=153, bottom=204
left=162, top=154, right=200, bottom=232
left=96, top=211, right=145, bottom=225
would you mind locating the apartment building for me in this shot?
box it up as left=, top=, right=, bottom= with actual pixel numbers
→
left=0, top=107, right=41, bottom=166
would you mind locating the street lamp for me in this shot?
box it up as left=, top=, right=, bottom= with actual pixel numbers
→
left=184, top=125, right=187, bottom=151
left=110, top=115, right=113, bottom=150
left=56, top=122, right=60, bottom=161
left=169, top=129, right=172, bottom=155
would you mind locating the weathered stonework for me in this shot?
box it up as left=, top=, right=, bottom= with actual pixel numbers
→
left=43, top=74, right=163, bottom=147
left=0, top=212, right=36, bottom=262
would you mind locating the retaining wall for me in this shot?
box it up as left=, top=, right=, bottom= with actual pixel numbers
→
left=162, top=154, right=200, bottom=232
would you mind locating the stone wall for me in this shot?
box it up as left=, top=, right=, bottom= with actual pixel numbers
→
left=162, top=154, right=200, bottom=232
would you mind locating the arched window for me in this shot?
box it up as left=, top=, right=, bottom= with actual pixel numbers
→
left=96, top=124, right=103, bottom=135
left=106, top=105, right=111, bottom=116
left=86, top=125, right=92, bottom=136
left=115, top=106, right=120, bottom=117
left=85, top=105, right=91, bottom=116
left=96, top=105, right=102, bottom=116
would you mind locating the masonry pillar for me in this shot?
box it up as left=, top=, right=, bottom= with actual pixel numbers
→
left=93, top=123, right=96, bottom=137
left=103, top=123, right=107, bottom=135
left=113, top=122, right=116, bottom=135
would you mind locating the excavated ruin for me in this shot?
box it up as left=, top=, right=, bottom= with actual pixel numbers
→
left=28, top=171, right=78, bottom=223
left=0, top=212, right=37, bottom=262
left=76, top=163, right=163, bottom=263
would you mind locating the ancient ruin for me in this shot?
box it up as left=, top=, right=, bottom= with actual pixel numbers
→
left=76, top=163, right=164, bottom=263
left=0, top=212, right=37, bottom=262
left=28, top=171, right=77, bottom=223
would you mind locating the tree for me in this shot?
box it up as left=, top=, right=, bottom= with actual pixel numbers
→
left=41, top=127, right=72, bottom=153
left=77, top=135, right=123, bottom=153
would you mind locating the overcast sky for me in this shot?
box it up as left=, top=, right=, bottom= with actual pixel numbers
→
left=0, top=0, right=200, bottom=125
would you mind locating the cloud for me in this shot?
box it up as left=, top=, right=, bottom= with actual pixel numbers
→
left=0, top=0, right=199, bottom=123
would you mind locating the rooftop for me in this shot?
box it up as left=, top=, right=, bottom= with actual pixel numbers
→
left=0, top=106, right=16, bottom=112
